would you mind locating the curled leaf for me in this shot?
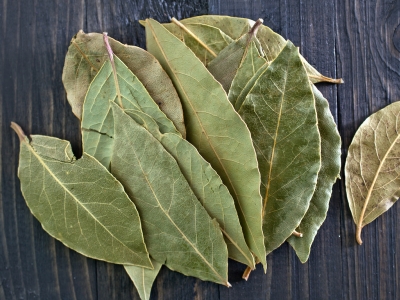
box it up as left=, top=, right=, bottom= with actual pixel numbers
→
left=11, top=122, right=152, bottom=268
left=62, top=30, right=186, bottom=136
left=345, top=101, right=400, bottom=244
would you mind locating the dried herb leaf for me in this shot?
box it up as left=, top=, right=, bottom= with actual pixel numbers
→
left=110, top=103, right=229, bottom=286
left=145, top=18, right=266, bottom=269
left=345, top=101, right=400, bottom=244
left=81, top=55, right=179, bottom=169
left=11, top=122, right=152, bottom=268
left=125, top=259, right=163, bottom=300
left=207, top=19, right=263, bottom=92
left=237, top=41, right=321, bottom=254
left=126, top=109, right=255, bottom=268
left=287, top=85, right=341, bottom=262
left=62, top=31, right=186, bottom=137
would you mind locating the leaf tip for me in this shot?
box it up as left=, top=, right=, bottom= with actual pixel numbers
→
left=10, top=122, right=26, bottom=142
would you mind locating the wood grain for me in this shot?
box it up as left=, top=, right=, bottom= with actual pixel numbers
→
left=1, top=0, right=399, bottom=299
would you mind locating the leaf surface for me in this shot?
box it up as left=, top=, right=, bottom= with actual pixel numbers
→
left=11, top=122, right=152, bottom=268
left=62, top=31, right=186, bottom=136
left=126, top=109, right=255, bottom=268
left=162, top=21, right=233, bottom=65
left=287, top=85, right=341, bottom=262
left=145, top=18, right=266, bottom=269
left=125, top=259, right=163, bottom=300
left=345, top=101, right=400, bottom=244
left=207, top=20, right=263, bottom=92
left=238, top=41, right=321, bottom=254
left=110, top=104, right=229, bottom=286
left=81, top=56, right=179, bottom=169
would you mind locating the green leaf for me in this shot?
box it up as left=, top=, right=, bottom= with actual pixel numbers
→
left=110, top=103, right=229, bottom=286
left=207, top=20, right=264, bottom=92
left=287, top=85, right=341, bottom=262
left=62, top=30, right=186, bottom=137
left=126, top=109, right=255, bottom=268
left=81, top=56, right=179, bottom=169
left=11, top=122, right=152, bottom=268
left=237, top=41, right=321, bottom=254
left=345, top=101, right=400, bottom=245
left=162, top=20, right=234, bottom=65
left=145, top=18, right=266, bottom=269
left=125, top=259, right=163, bottom=300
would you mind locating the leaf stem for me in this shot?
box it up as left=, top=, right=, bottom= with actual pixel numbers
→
left=308, top=74, right=344, bottom=84
left=242, top=266, right=252, bottom=281
left=170, top=17, right=217, bottom=58
left=103, top=32, right=123, bottom=108
left=11, top=122, right=26, bottom=142
left=292, top=230, right=303, bottom=238
left=248, top=18, right=263, bottom=37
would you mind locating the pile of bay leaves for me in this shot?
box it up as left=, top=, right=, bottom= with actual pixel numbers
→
left=12, top=16, right=341, bottom=299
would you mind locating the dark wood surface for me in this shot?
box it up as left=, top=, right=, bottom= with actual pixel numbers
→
left=1, top=0, right=400, bottom=299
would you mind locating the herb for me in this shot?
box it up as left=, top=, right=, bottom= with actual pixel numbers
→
left=145, top=18, right=267, bottom=269
left=11, top=122, right=152, bottom=268
left=345, top=101, right=400, bottom=244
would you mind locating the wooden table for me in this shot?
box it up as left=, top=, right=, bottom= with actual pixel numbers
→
left=1, top=0, right=399, bottom=299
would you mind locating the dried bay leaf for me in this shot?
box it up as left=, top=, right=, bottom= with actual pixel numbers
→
left=126, top=109, right=255, bottom=268
left=145, top=18, right=266, bottom=269
left=82, top=54, right=179, bottom=169
left=82, top=38, right=254, bottom=267
left=237, top=41, right=321, bottom=254
left=11, top=122, right=152, bottom=268
left=345, top=101, right=400, bottom=245
left=287, top=85, right=341, bottom=262
left=207, top=19, right=264, bottom=92
left=62, top=31, right=186, bottom=137
left=125, top=259, right=163, bottom=300
left=110, top=103, right=229, bottom=286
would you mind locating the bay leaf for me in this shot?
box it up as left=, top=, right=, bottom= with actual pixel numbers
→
left=207, top=19, right=264, bottom=92
left=125, top=109, right=255, bottom=268
left=145, top=18, right=266, bottom=269
left=287, top=85, right=341, bottom=262
left=81, top=53, right=179, bottom=169
left=345, top=101, right=400, bottom=245
left=62, top=30, right=186, bottom=137
left=237, top=41, right=321, bottom=255
left=110, top=103, right=229, bottom=286
left=11, top=122, right=152, bottom=268
left=125, top=259, right=163, bottom=300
